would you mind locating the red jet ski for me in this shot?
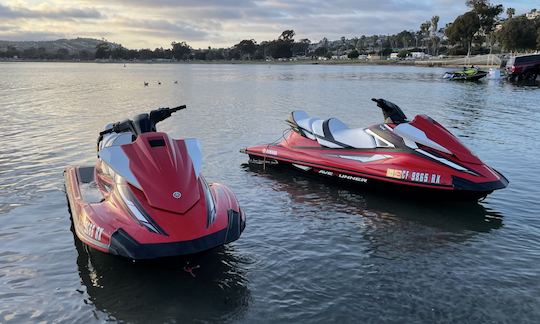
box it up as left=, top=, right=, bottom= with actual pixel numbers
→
left=65, top=105, right=245, bottom=259
left=242, top=98, right=508, bottom=200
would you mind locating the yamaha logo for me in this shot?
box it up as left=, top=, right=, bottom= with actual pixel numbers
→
left=172, top=191, right=182, bottom=199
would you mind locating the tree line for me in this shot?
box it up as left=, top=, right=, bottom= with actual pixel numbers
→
left=445, top=0, right=540, bottom=55
left=1, top=0, right=538, bottom=61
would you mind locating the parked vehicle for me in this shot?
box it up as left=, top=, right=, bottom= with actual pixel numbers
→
left=505, top=53, right=540, bottom=81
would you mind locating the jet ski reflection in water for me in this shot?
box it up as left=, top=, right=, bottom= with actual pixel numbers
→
left=242, top=98, right=508, bottom=200
left=73, top=229, right=250, bottom=322
left=243, top=163, right=503, bottom=242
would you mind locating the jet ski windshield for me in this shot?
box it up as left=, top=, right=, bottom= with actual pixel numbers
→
left=371, top=98, right=408, bottom=124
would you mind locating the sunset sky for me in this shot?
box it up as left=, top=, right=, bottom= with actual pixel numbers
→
left=0, top=0, right=536, bottom=48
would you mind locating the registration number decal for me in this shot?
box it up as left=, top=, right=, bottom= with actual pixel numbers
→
left=386, top=169, right=441, bottom=184
left=83, top=218, right=104, bottom=242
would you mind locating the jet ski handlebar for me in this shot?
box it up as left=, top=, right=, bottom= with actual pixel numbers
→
left=99, top=105, right=187, bottom=136
left=149, top=105, right=186, bottom=125
left=371, top=98, right=408, bottom=124
left=98, top=120, right=130, bottom=136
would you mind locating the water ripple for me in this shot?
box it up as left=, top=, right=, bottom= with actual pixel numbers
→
left=0, top=63, right=539, bottom=323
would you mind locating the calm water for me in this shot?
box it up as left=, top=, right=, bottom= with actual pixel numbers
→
left=1, top=62, right=539, bottom=323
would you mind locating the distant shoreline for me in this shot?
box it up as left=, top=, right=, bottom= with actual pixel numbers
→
left=0, top=58, right=501, bottom=69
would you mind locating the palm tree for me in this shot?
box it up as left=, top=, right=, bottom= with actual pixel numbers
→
left=431, top=15, right=440, bottom=55
left=419, top=21, right=431, bottom=52
left=506, top=7, right=515, bottom=19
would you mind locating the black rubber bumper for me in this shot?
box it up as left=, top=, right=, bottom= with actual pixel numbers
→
left=452, top=171, right=509, bottom=193
left=109, top=209, right=245, bottom=260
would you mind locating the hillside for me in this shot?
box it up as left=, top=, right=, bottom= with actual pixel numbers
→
left=0, top=38, right=120, bottom=53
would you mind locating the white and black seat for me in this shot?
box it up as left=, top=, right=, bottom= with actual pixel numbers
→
left=289, top=110, right=323, bottom=140
left=290, top=110, right=376, bottom=149
left=318, top=118, right=376, bottom=149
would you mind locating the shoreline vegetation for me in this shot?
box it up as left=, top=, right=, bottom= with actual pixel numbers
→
left=1, top=0, right=538, bottom=66
left=0, top=55, right=504, bottom=68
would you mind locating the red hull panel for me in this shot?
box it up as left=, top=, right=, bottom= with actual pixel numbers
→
left=243, top=131, right=507, bottom=197
left=65, top=166, right=245, bottom=259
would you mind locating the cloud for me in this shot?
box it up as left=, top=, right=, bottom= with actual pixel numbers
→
left=0, top=30, right=67, bottom=41
left=0, top=24, right=17, bottom=32
left=82, top=0, right=256, bottom=8
left=1, top=0, right=538, bottom=48
left=0, top=3, right=102, bottom=20
left=114, top=18, right=209, bottom=40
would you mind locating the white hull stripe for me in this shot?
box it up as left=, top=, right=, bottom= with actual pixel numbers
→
left=415, top=149, right=468, bottom=172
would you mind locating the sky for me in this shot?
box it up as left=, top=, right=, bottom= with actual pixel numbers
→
left=0, top=0, right=537, bottom=48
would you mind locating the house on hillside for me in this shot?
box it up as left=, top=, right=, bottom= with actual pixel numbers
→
left=526, top=10, right=539, bottom=20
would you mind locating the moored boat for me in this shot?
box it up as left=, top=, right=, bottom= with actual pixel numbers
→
left=443, top=67, right=488, bottom=81
left=241, top=98, right=508, bottom=200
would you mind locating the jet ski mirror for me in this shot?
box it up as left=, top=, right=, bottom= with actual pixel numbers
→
left=371, top=98, right=408, bottom=124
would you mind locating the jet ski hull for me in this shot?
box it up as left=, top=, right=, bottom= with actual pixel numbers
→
left=242, top=130, right=508, bottom=201
left=65, top=166, right=245, bottom=259
left=443, top=71, right=488, bottom=81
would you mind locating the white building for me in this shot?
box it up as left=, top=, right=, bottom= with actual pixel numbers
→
left=410, top=52, right=426, bottom=59
left=526, top=10, right=540, bottom=20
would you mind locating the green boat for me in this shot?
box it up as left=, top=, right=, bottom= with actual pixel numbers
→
left=443, top=67, right=488, bottom=81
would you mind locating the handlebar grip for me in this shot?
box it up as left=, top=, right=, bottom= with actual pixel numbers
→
left=99, top=128, right=113, bottom=136
left=149, top=104, right=186, bottom=124
left=170, top=105, right=187, bottom=112
left=111, top=120, right=133, bottom=133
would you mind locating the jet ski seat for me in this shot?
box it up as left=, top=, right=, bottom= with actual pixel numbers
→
left=321, top=118, right=377, bottom=149
left=290, top=110, right=321, bottom=140
left=291, top=111, right=377, bottom=149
